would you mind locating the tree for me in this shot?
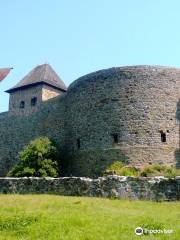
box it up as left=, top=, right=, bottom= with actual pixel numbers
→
left=7, top=137, right=60, bottom=177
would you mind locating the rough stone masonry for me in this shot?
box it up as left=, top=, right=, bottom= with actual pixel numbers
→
left=0, top=176, right=179, bottom=201
left=1, top=64, right=180, bottom=177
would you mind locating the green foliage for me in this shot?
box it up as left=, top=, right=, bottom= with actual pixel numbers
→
left=164, top=167, right=180, bottom=178
left=140, top=165, right=158, bottom=177
left=104, top=162, right=180, bottom=177
left=140, top=218, right=165, bottom=235
left=140, top=164, right=180, bottom=178
left=7, top=137, right=60, bottom=177
left=104, top=161, right=139, bottom=177
left=0, top=215, right=39, bottom=231
left=0, top=195, right=180, bottom=240
left=117, top=166, right=139, bottom=177
left=104, top=161, right=124, bottom=175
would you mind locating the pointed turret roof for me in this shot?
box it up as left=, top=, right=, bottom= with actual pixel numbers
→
left=6, top=64, right=67, bottom=93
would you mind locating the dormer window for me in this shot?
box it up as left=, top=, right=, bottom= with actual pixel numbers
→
left=31, top=97, right=37, bottom=106
left=19, top=101, right=25, bottom=109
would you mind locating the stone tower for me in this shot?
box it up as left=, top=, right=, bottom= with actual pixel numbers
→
left=64, top=66, right=180, bottom=176
left=6, top=64, right=67, bottom=116
left=1, top=64, right=180, bottom=177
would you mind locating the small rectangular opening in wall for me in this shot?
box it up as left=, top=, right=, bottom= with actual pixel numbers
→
left=112, top=133, right=118, bottom=144
left=19, top=101, right=25, bottom=109
left=160, top=131, right=166, bottom=142
left=77, top=138, right=80, bottom=149
left=31, top=97, right=37, bottom=106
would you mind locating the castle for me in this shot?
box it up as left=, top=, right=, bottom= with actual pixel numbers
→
left=0, top=64, right=180, bottom=177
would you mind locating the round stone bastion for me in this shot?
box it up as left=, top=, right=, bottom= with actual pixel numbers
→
left=64, top=65, right=180, bottom=177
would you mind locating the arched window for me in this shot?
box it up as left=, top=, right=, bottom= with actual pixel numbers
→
left=19, top=101, right=25, bottom=109
left=31, top=97, right=37, bottom=106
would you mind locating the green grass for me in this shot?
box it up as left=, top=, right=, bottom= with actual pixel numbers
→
left=0, top=195, right=179, bottom=240
left=104, top=162, right=180, bottom=178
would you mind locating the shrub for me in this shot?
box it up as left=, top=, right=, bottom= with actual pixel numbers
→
left=104, top=162, right=180, bottom=178
left=164, top=167, right=180, bottom=178
left=7, top=137, right=60, bottom=177
left=140, top=165, right=159, bottom=177
left=104, top=161, right=139, bottom=177
left=140, top=164, right=180, bottom=178
left=118, top=166, right=139, bottom=177
left=104, top=161, right=124, bottom=175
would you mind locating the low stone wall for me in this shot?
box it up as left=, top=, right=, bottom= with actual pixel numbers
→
left=0, top=176, right=179, bottom=201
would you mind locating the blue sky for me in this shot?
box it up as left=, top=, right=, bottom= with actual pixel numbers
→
left=1, top=0, right=180, bottom=112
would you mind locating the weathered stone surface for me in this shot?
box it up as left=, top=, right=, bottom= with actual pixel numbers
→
left=1, top=65, right=180, bottom=176
left=0, top=176, right=179, bottom=201
left=65, top=66, right=180, bottom=175
left=0, top=95, right=66, bottom=176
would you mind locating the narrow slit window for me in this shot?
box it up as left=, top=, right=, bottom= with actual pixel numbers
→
left=160, top=132, right=166, bottom=142
left=77, top=139, right=80, bottom=149
left=19, top=101, right=25, bottom=109
left=112, top=133, right=118, bottom=143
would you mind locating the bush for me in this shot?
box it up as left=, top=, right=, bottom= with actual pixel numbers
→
left=140, top=164, right=161, bottom=177
left=162, top=166, right=180, bottom=178
left=118, top=166, right=139, bottom=177
left=104, top=161, right=124, bottom=175
left=104, top=161, right=139, bottom=177
left=7, top=137, right=60, bottom=177
left=104, top=162, right=180, bottom=178
left=140, top=164, right=180, bottom=178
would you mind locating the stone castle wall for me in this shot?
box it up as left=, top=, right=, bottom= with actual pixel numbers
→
left=64, top=66, right=180, bottom=176
left=1, top=65, right=180, bottom=177
left=0, top=95, right=66, bottom=176
left=0, top=176, right=179, bottom=201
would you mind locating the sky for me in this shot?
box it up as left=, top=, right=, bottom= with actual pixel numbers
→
left=1, top=0, right=180, bottom=112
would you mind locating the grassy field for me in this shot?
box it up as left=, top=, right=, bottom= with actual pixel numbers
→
left=0, top=195, right=179, bottom=240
